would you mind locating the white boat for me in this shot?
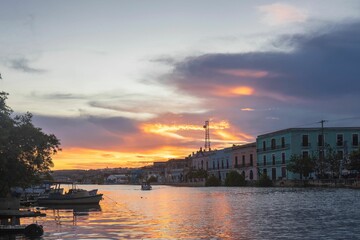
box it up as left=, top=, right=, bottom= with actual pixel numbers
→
left=37, top=182, right=103, bottom=205
left=141, top=182, right=152, bottom=191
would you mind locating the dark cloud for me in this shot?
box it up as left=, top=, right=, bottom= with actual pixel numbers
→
left=32, top=115, right=138, bottom=149
left=159, top=21, right=360, bottom=135
left=8, top=57, right=45, bottom=73
left=30, top=92, right=87, bottom=100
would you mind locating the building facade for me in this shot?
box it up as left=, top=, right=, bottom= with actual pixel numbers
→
left=231, top=143, right=258, bottom=181
left=257, top=127, right=360, bottom=180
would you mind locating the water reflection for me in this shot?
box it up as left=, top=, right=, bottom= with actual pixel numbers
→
left=15, top=185, right=360, bottom=239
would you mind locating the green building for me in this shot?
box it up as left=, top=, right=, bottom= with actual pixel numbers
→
left=256, top=127, right=360, bottom=180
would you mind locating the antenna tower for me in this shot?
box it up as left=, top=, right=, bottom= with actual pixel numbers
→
left=203, top=120, right=210, bottom=151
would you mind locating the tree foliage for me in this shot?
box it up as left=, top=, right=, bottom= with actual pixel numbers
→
left=205, top=175, right=221, bottom=186
left=287, top=154, right=316, bottom=179
left=0, top=92, right=61, bottom=197
left=186, top=168, right=208, bottom=180
left=256, top=174, right=272, bottom=187
left=224, top=171, right=246, bottom=186
left=348, top=148, right=360, bottom=172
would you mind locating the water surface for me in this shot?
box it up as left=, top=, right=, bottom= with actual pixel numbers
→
left=17, top=185, right=360, bottom=239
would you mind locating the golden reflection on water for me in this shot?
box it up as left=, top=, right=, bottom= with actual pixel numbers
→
left=19, top=186, right=360, bottom=239
left=21, top=185, right=258, bottom=239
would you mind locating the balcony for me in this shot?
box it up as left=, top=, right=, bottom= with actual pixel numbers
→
left=257, top=144, right=290, bottom=153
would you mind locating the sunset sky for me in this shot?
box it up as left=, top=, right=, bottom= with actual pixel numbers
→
left=1, top=1, right=360, bottom=169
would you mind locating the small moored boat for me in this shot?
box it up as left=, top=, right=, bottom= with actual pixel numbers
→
left=37, top=182, right=103, bottom=205
left=141, top=182, right=152, bottom=191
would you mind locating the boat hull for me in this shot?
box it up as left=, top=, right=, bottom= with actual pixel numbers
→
left=37, top=194, right=103, bottom=205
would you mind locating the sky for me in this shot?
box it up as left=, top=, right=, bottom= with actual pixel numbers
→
left=1, top=0, right=360, bottom=170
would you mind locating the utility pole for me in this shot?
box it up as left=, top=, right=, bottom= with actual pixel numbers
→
left=319, top=120, right=327, bottom=177
left=203, top=120, right=210, bottom=151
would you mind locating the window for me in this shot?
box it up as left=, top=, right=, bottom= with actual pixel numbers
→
left=337, top=134, right=343, bottom=146
left=282, top=152, right=286, bottom=164
left=226, top=159, right=229, bottom=169
left=281, top=167, right=286, bottom=178
left=263, top=169, right=267, bottom=175
left=272, top=154, right=276, bottom=165
left=217, top=161, right=219, bottom=169
left=213, top=161, right=215, bottom=169
left=263, top=141, right=266, bottom=151
left=353, top=134, right=359, bottom=146
left=250, top=154, right=253, bottom=166
left=206, top=161, right=208, bottom=170
left=302, top=135, right=309, bottom=147
left=303, top=151, right=309, bottom=159
left=263, top=155, right=267, bottom=166
left=242, top=155, right=245, bottom=167
left=337, top=151, right=343, bottom=159
left=221, top=160, right=224, bottom=169
left=271, top=139, right=276, bottom=150
left=281, top=137, right=285, bottom=148
left=250, top=170, right=254, bottom=180
left=318, top=134, right=323, bottom=147
left=235, top=156, right=238, bottom=168
left=201, top=160, right=204, bottom=169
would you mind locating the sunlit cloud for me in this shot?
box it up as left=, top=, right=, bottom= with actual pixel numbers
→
left=231, top=86, right=254, bottom=96
left=52, top=146, right=195, bottom=170
left=258, top=3, right=307, bottom=26
left=218, top=69, right=269, bottom=78
left=241, top=108, right=255, bottom=111
left=141, top=121, right=230, bottom=140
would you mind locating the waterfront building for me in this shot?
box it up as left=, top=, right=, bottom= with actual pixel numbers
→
left=164, top=158, right=189, bottom=183
left=207, top=147, right=233, bottom=182
left=191, top=148, right=212, bottom=171
left=231, top=143, right=258, bottom=181
left=257, top=127, right=360, bottom=180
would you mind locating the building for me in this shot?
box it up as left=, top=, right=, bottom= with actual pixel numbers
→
left=207, top=147, right=233, bottom=182
left=164, top=158, right=189, bottom=183
left=257, top=127, right=360, bottom=180
left=231, top=143, right=257, bottom=181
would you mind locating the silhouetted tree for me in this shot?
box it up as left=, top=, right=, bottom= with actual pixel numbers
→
left=224, top=171, right=246, bottom=186
left=256, top=174, right=272, bottom=187
left=287, top=154, right=316, bottom=180
left=0, top=92, right=61, bottom=197
left=348, top=148, right=360, bottom=173
left=205, top=175, right=221, bottom=186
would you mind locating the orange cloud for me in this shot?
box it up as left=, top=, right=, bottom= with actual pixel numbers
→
left=212, top=86, right=255, bottom=97
left=218, top=69, right=269, bottom=78
left=52, top=146, right=195, bottom=170
left=231, top=86, right=254, bottom=96
left=241, top=108, right=255, bottom=111
left=141, top=121, right=230, bottom=139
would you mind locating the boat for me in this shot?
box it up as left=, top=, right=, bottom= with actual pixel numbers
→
left=37, top=182, right=103, bottom=205
left=141, top=182, right=152, bottom=191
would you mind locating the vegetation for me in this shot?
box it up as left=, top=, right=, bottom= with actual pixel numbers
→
left=224, top=171, right=246, bottom=186
left=256, top=174, right=272, bottom=187
left=147, top=175, right=158, bottom=183
left=287, top=154, right=316, bottom=180
left=186, top=168, right=208, bottom=181
left=205, top=175, right=221, bottom=186
left=348, top=148, right=360, bottom=173
left=0, top=92, right=61, bottom=197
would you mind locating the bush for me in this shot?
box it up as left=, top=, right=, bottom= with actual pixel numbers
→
left=256, top=174, right=272, bottom=187
left=225, top=171, right=246, bottom=186
left=205, top=175, right=221, bottom=186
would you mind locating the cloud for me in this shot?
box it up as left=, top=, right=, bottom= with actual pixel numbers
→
left=258, top=3, right=307, bottom=26
left=7, top=57, right=45, bottom=73
left=158, top=21, right=360, bottom=136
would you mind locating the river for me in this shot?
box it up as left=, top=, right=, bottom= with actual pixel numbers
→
left=18, top=185, right=360, bottom=239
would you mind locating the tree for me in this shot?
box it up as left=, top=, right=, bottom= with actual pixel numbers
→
left=256, top=174, right=272, bottom=187
left=224, top=171, right=246, bottom=186
left=348, top=148, right=360, bottom=173
left=287, top=154, right=316, bottom=180
left=205, top=175, right=221, bottom=186
left=0, top=92, right=61, bottom=197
